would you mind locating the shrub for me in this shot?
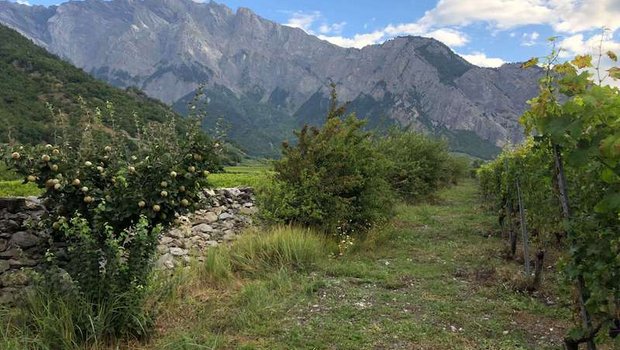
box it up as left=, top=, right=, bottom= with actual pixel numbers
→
left=377, top=130, right=454, bottom=202
left=259, top=110, right=394, bottom=235
left=0, top=109, right=221, bottom=341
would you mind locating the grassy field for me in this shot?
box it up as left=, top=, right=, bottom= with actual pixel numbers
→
left=0, top=161, right=272, bottom=198
left=208, top=161, right=272, bottom=189
left=0, top=180, right=40, bottom=197
left=132, top=179, right=616, bottom=350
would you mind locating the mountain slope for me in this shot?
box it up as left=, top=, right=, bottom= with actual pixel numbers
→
left=0, top=23, right=180, bottom=144
left=0, top=0, right=542, bottom=158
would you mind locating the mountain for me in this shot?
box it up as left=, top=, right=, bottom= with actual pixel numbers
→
left=0, top=22, right=180, bottom=145
left=0, top=0, right=542, bottom=159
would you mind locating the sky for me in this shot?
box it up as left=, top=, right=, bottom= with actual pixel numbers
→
left=8, top=0, right=620, bottom=70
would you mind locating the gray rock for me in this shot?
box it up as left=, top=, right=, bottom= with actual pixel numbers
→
left=219, top=213, right=233, bottom=220
left=156, top=253, right=175, bottom=269
left=239, top=207, right=258, bottom=215
left=167, top=228, right=184, bottom=239
left=0, top=260, right=9, bottom=273
left=192, top=223, right=214, bottom=234
left=199, top=212, right=219, bottom=223
left=8, top=258, right=38, bottom=267
left=157, top=245, right=169, bottom=254
left=170, top=247, right=188, bottom=256
left=0, top=239, right=6, bottom=252
left=160, top=236, right=174, bottom=245
left=9, top=231, right=40, bottom=249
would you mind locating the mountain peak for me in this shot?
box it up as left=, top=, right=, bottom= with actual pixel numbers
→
left=0, top=0, right=540, bottom=158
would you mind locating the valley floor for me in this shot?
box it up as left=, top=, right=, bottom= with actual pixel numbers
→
left=138, top=179, right=610, bottom=350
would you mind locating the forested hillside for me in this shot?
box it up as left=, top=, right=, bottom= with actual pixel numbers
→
left=0, top=24, right=176, bottom=144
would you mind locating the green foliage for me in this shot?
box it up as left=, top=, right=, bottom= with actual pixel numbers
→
left=259, top=113, right=394, bottom=235
left=0, top=105, right=221, bottom=342
left=377, top=130, right=466, bottom=202
left=0, top=24, right=179, bottom=145
left=480, top=45, right=620, bottom=344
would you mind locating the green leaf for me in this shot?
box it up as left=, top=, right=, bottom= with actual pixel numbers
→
left=595, top=193, right=620, bottom=213
left=608, top=67, right=620, bottom=80
left=521, top=57, right=539, bottom=69
left=608, top=50, right=618, bottom=62
left=601, top=168, right=618, bottom=184
left=572, top=54, right=593, bottom=69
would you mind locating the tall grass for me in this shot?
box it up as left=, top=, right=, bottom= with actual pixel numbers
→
left=195, top=226, right=333, bottom=284
left=228, top=226, right=330, bottom=276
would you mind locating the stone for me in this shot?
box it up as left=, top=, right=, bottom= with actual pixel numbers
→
left=0, top=260, right=9, bottom=273
left=219, top=213, right=233, bottom=220
left=205, top=189, right=216, bottom=197
left=192, top=223, right=214, bottom=234
left=167, top=228, right=184, bottom=239
left=240, top=207, right=258, bottom=215
left=170, top=247, right=188, bottom=256
left=0, top=270, right=31, bottom=287
left=243, top=202, right=253, bottom=208
left=212, top=207, right=224, bottom=215
left=157, top=245, right=169, bottom=254
left=9, top=231, right=40, bottom=249
left=0, top=248, right=22, bottom=258
left=199, top=212, right=219, bottom=223
left=8, top=258, right=38, bottom=267
left=205, top=240, right=219, bottom=247
left=222, top=231, right=237, bottom=241
left=156, top=253, right=175, bottom=269
left=0, top=239, right=6, bottom=252
left=160, top=236, right=174, bottom=245
left=0, top=220, right=20, bottom=236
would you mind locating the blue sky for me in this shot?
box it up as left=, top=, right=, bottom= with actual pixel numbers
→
left=9, top=0, right=620, bottom=68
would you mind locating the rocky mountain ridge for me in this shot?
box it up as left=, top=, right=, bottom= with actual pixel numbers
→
left=0, top=0, right=542, bottom=158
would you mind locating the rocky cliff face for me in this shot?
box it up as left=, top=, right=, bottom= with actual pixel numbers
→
left=0, top=0, right=541, bottom=158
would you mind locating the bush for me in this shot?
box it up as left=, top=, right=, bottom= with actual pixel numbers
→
left=0, top=109, right=221, bottom=341
left=378, top=130, right=458, bottom=202
left=259, top=112, right=394, bottom=236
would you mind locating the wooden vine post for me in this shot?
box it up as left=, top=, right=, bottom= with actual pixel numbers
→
left=553, top=144, right=596, bottom=350
left=515, top=177, right=530, bottom=276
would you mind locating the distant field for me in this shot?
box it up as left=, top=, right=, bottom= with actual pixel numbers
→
left=209, top=161, right=273, bottom=189
left=0, top=180, right=40, bottom=197
left=0, top=161, right=272, bottom=198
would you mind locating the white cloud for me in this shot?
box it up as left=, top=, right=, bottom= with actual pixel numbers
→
left=425, top=28, right=469, bottom=47
left=419, top=0, right=620, bottom=34
left=318, top=31, right=386, bottom=49
left=521, top=31, right=540, bottom=46
left=460, top=52, right=506, bottom=67
left=319, top=22, right=347, bottom=35
left=317, top=23, right=469, bottom=49
left=284, top=11, right=321, bottom=32
left=15, top=0, right=31, bottom=5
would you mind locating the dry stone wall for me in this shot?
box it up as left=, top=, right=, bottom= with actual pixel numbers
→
left=0, top=187, right=256, bottom=303
left=0, top=197, right=48, bottom=304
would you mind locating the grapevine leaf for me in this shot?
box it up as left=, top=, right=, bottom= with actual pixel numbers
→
left=608, top=51, right=618, bottom=62
left=521, top=57, right=539, bottom=69
left=601, top=168, right=618, bottom=184
left=595, top=193, right=620, bottom=214
left=608, top=67, right=620, bottom=80
left=572, top=55, right=593, bottom=69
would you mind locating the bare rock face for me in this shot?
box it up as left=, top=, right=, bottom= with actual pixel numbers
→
left=0, top=0, right=541, bottom=158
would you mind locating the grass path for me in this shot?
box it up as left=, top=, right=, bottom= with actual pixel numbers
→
left=145, top=180, right=588, bottom=350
